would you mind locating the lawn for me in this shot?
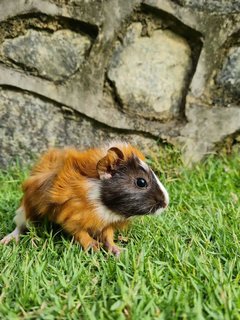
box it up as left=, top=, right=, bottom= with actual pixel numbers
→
left=0, top=149, right=239, bottom=320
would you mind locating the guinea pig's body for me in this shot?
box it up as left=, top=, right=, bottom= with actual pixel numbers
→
left=1, top=142, right=169, bottom=255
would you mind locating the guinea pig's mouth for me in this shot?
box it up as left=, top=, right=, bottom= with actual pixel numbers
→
left=148, top=202, right=167, bottom=215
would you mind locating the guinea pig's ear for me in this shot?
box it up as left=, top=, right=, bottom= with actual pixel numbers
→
left=97, top=147, right=124, bottom=180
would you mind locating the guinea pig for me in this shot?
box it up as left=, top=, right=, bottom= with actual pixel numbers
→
left=1, top=142, right=169, bottom=256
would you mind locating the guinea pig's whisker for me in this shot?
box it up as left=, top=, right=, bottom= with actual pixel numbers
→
left=148, top=205, right=155, bottom=214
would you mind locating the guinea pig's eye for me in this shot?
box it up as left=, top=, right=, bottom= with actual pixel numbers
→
left=136, top=178, right=148, bottom=188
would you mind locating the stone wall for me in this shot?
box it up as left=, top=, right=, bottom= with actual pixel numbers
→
left=0, top=0, right=239, bottom=167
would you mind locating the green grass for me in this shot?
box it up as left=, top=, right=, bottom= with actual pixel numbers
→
left=0, top=149, right=239, bottom=320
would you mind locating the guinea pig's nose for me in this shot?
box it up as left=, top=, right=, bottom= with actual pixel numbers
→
left=162, top=201, right=167, bottom=208
left=155, top=198, right=167, bottom=209
left=155, top=193, right=167, bottom=208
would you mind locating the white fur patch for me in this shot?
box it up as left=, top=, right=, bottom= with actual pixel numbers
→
left=139, top=159, right=149, bottom=172
left=151, top=170, right=170, bottom=207
left=14, top=206, right=27, bottom=229
left=86, top=179, right=124, bottom=225
left=154, top=208, right=165, bottom=216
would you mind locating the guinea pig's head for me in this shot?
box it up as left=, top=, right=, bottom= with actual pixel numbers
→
left=97, top=147, right=169, bottom=218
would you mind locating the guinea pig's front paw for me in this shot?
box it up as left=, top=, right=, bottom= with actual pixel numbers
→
left=86, top=240, right=101, bottom=252
left=104, top=242, right=122, bottom=257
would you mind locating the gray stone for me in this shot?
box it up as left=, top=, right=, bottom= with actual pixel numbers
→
left=171, top=0, right=240, bottom=13
left=108, top=23, right=192, bottom=120
left=0, top=0, right=240, bottom=167
left=144, top=0, right=240, bottom=99
left=0, top=63, right=181, bottom=141
left=217, top=47, right=240, bottom=97
left=0, top=88, right=156, bottom=167
left=1, top=29, right=91, bottom=82
left=178, top=102, right=240, bottom=164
